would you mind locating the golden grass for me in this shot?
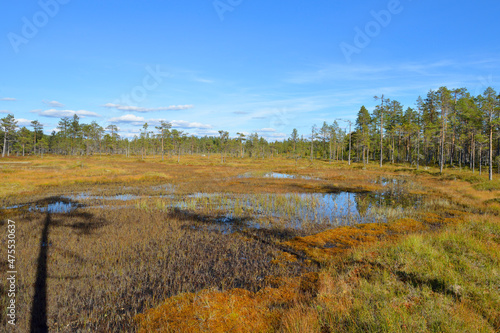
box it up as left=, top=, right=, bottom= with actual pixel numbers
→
left=1, top=154, right=499, bottom=332
left=282, top=212, right=464, bottom=263
left=135, top=284, right=296, bottom=333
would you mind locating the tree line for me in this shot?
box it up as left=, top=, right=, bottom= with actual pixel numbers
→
left=1, top=86, right=499, bottom=179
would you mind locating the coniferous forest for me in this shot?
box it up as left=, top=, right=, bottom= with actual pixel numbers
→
left=3, top=86, right=499, bottom=178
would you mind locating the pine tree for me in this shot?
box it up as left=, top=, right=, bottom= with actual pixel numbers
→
left=1, top=114, right=17, bottom=157
left=479, top=87, right=499, bottom=180
left=155, top=121, right=172, bottom=161
left=374, top=95, right=389, bottom=167
left=30, top=120, right=43, bottom=155
left=356, top=106, right=371, bottom=165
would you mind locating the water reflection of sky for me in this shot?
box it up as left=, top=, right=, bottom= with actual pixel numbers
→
left=66, top=193, right=140, bottom=201
left=30, top=202, right=80, bottom=214
left=238, top=172, right=320, bottom=180
left=2, top=173, right=419, bottom=234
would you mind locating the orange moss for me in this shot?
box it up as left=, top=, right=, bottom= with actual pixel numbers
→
left=283, top=223, right=390, bottom=262
left=387, top=218, right=426, bottom=233
left=270, top=251, right=298, bottom=267
left=299, top=272, right=320, bottom=297
left=421, top=212, right=444, bottom=224
left=135, top=278, right=302, bottom=333
left=283, top=213, right=465, bottom=262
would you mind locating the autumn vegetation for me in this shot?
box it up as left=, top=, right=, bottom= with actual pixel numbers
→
left=0, top=152, right=498, bottom=332
left=0, top=85, right=499, bottom=332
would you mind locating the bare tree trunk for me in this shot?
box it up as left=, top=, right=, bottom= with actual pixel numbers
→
left=2, top=132, right=6, bottom=157
left=391, top=136, right=395, bottom=164
left=459, top=149, right=462, bottom=171
left=489, top=125, right=493, bottom=180
left=329, top=139, right=332, bottom=163
left=380, top=119, right=383, bottom=167
left=479, top=145, right=482, bottom=175
left=450, top=135, right=454, bottom=167
left=440, top=121, right=445, bottom=174
left=310, top=127, right=314, bottom=162
left=472, top=134, right=475, bottom=173
left=417, top=133, right=420, bottom=170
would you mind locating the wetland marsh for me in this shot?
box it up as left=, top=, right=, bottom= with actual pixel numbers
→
left=1, top=155, right=499, bottom=332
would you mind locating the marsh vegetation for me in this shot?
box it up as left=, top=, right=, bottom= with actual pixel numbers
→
left=1, top=155, right=499, bottom=332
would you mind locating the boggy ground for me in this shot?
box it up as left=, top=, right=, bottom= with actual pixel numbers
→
left=0, top=155, right=499, bottom=332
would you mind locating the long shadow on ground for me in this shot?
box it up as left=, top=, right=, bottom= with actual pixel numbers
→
left=29, top=197, right=108, bottom=332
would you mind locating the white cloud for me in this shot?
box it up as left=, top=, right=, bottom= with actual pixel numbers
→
left=0, top=110, right=9, bottom=114
left=259, top=132, right=287, bottom=141
left=103, top=103, right=194, bottom=112
left=108, top=114, right=145, bottom=124
left=31, top=109, right=101, bottom=118
left=0, top=97, right=16, bottom=101
left=170, top=120, right=212, bottom=129
left=233, top=111, right=248, bottom=115
left=194, top=129, right=220, bottom=136
left=113, top=127, right=142, bottom=138
left=257, top=128, right=276, bottom=133
left=106, top=115, right=213, bottom=130
left=16, top=118, right=33, bottom=126
left=43, top=100, right=65, bottom=108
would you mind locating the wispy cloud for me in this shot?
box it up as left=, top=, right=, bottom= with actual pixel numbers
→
left=114, top=128, right=142, bottom=138
left=284, top=60, right=463, bottom=84
left=103, top=103, right=194, bottom=112
left=193, top=77, right=214, bottom=84
left=107, top=114, right=212, bottom=129
left=42, top=100, right=65, bottom=108
left=170, top=120, right=212, bottom=129
left=195, top=129, right=219, bottom=136
left=0, top=110, right=10, bottom=114
left=32, top=109, right=101, bottom=118
left=108, top=114, right=145, bottom=124
left=260, top=132, right=287, bottom=141
left=233, top=111, right=248, bottom=115
left=1, top=97, right=16, bottom=101
left=256, top=128, right=276, bottom=133
left=16, top=118, right=33, bottom=126
left=254, top=128, right=287, bottom=140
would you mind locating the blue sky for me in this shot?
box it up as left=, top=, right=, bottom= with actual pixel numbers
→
left=1, top=0, right=499, bottom=140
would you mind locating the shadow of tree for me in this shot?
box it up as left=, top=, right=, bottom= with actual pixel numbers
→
left=29, top=197, right=109, bottom=333
left=30, top=213, right=49, bottom=333
left=166, top=207, right=321, bottom=267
